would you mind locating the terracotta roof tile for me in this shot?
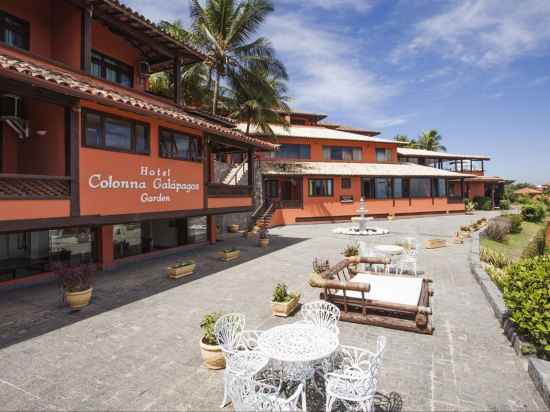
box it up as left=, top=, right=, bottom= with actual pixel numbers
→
left=0, top=50, right=276, bottom=151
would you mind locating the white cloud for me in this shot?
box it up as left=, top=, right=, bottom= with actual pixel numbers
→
left=392, top=0, right=550, bottom=68
left=264, top=13, right=403, bottom=128
left=276, top=0, right=375, bottom=13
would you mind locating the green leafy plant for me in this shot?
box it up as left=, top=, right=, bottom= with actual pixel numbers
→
left=502, top=256, right=550, bottom=356
left=272, top=283, right=297, bottom=303
left=521, top=203, right=546, bottom=223
left=499, top=199, right=511, bottom=210
left=502, top=214, right=523, bottom=234
left=200, top=312, right=223, bottom=345
left=222, top=247, right=238, bottom=253
left=485, top=219, right=511, bottom=242
left=464, top=199, right=475, bottom=214
left=485, top=264, right=508, bottom=290
left=521, top=228, right=547, bottom=259
left=480, top=247, right=512, bottom=269
left=343, top=243, right=359, bottom=257
left=474, top=196, right=492, bottom=211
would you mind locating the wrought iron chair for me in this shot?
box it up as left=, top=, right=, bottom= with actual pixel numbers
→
left=214, top=314, right=268, bottom=409
left=228, top=373, right=305, bottom=412
left=325, top=336, right=387, bottom=412
left=300, top=300, right=341, bottom=335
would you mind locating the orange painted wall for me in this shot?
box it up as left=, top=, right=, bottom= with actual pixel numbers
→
left=51, top=0, right=81, bottom=68
left=260, top=136, right=398, bottom=163
left=467, top=182, right=485, bottom=198
left=79, top=101, right=205, bottom=216
left=18, top=100, right=66, bottom=176
left=0, top=200, right=70, bottom=221
left=91, top=20, right=145, bottom=92
left=208, top=197, right=253, bottom=209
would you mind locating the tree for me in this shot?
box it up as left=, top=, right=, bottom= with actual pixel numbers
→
left=227, top=66, right=290, bottom=137
left=415, top=130, right=446, bottom=152
left=190, top=0, right=287, bottom=114
left=394, top=134, right=417, bottom=147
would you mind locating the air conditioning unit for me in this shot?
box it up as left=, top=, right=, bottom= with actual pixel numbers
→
left=0, top=94, right=30, bottom=139
left=138, top=61, right=151, bottom=78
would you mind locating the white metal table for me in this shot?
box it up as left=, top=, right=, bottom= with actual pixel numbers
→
left=258, top=323, right=339, bottom=410
left=374, top=244, right=404, bottom=256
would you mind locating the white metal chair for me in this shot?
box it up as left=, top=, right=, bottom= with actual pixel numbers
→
left=215, top=314, right=268, bottom=408
left=300, top=300, right=341, bottom=335
left=398, top=242, right=419, bottom=276
left=359, top=242, right=389, bottom=275
left=325, top=336, right=387, bottom=412
left=228, top=373, right=305, bottom=412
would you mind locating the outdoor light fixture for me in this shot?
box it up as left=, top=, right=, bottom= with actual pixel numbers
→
left=36, top=130, right=47, bottom=136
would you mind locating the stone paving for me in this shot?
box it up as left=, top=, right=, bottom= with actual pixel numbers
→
left=0, top=212, right=546, bottom=411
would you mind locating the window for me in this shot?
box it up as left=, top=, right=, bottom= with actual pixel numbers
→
left=393, top=178, right=403, bottom=198
left=375, top=178, right=392, bottom=199
left=91, top=51, right=133, bottom=87
left=83, top=110, right=150, bottom=154
left=341, top=177, right=351, bottom=189
left=323, top=146, right=362, bottom=161
left=361, top=178, right=374, bottom=199
left=376, top=148, right=393, bottom=162
left=0, top=11, right=29, bottom=50
left=433, top=178, right=447, bottom=197
left=410, top=178, right=431, bottom=198
left=265, top=180, right=279, bottom=198
left=309, top=179, right=333, bottom=197
left=269, top=144, right=310, bottom=159
left=159, top=128, right=202, bottom=162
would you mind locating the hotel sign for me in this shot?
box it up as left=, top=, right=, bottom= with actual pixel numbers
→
left=88, top=166, right=200, bottom=204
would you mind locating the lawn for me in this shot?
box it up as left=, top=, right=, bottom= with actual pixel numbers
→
left=481, top=221, right=546, bottom=261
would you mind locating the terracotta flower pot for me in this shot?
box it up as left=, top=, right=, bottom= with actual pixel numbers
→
left=200, top=339, right=225, bottom=370
left=259, top=238, right=269, bottom=248
left=64, top=288, right=93, bottom=310
left=167, top=263, right=195, bottom=279
left=271, top=294, right=300, bottom=317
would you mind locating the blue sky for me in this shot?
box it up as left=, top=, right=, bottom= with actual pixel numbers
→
left=124, top=0, right=550, bottom=184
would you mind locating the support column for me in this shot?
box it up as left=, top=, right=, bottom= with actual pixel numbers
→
left=81, top=6, right=93, bottom=73
left=67, top=104, right=80, bottom=216
left=248, top=149, right=255, bottom=187
left=207, top=215, right=217, bottom=245
left=174, top=57, right=184, bottom=106
left=98, top=225, right=114, bottom=270
left=491, top=185, right=496, bottom=209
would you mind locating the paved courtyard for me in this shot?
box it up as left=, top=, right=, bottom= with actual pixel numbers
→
left=0, top=213, right=546, bottom=411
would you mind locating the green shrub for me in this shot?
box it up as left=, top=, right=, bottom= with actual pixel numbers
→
left=200, top=312, right=223, bottom=345
left=485, top=264, right=508, bottom=290
left=474, top=196, right=492, bottom=211
left=464, top=199, right=475, bottom=213
left=521, top=203, right=546, bottom=223
left=502, top=214, right=523, bottom=234
left=485, top=219, right=511, bottom=242
left=499, top=199, right=511, bottom=210
left=522, top=228, right=547, bottom=259
left=272, top=283, right=297, bottom=303
left=502, top=256, right=550, bottom=353
left=480, top=247, right=513, bottom=269
left=343, top=243, right=359, bottom=257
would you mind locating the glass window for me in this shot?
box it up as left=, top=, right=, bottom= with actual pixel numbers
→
left=269, top=144, right=310, bottom=159
left=84, top=112, right=102, bottom=147
left=341, top=177, right=351, bottom=189
left=308, top=179, right=333, bottom=197
left=0, top=11, right=29, bottom=50
left=265, top=180, right=279, bottom=198
left=361, top=178, right=374, bottom=199
left=323, top=146, right=362, bottom=161
left=105, top=118, right=132, bottom=151
left=159, top=129, right=202, bottom=162
left=83, top=110, right=150, bottom=154
left=113, top=224, right=142, bottom=259
left=437, top=178, right=447, bottom=197
left=91, top=50, right=134, bottom=87
left=376, top=148, right=393, bottom=162
left=393, top=178, right=403, bottom=198
left=188, top=216, right=207, bottom=243
left=375, top=178, right=391, bottom=199
left=410, top=178, right=431, bottom=198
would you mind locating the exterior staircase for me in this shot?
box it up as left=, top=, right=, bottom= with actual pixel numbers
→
left=222, top=157, right=249, bottom=185
left=252, top=202, right=275, bottom=228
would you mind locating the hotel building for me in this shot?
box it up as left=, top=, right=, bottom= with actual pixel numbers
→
left=240, top=111, right=506, bottom=226
left=0, top=0, right=275, bottom=283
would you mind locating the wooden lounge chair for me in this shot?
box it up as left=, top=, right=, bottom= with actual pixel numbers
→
left=309, top=256, right=434, bottom=335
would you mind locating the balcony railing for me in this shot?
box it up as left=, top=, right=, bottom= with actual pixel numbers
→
left=0, top=174, right=71, bottom=200
left=207, top=184, right=252, bottom=197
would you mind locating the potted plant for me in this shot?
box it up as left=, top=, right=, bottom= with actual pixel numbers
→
left=464, top=199, right=475, bottom=215
left=167, top=260, right=196, bottom=279
left=199, top=312, right=225, bottom=370
left=258, top=225, right=269, bottom=248
left=220, top=247, right=240, bottom=262
left=228, top=224, right=240, bottom=233
left=342, top=243, right=359, bottom=271
left=53, top=263, right=96, bottom=310
left=271, top=283, right=300, bottom=317
left=460, top=225, right=472, bottom=238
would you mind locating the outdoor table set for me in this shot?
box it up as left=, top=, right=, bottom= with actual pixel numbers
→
left=215, top=301, right=387, bottom=411
left=362, top=238, right=420, bottom=276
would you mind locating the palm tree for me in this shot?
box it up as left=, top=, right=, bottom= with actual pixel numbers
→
left=394, top=134, right=417, bottom=147
left=415, top=130, right=446, bottom=152
left=227, top=66, right=290, bottom=137
left=190, top=0, right=287, bottom=114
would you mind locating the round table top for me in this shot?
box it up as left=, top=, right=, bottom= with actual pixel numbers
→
left=374, top=244, right=404, bottom=255
left=258, top=323, right=339, bottom=363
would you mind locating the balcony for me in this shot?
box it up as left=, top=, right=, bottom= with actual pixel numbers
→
left=0, top=174, right=71, bottom=199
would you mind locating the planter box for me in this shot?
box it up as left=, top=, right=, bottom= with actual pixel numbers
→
left=220, top=250, right=240, bottom=262
left=167, top=263, right=196, bottom=279
left=228, top=224, right=240, bottom=233
left=425, top=239, right=447, bottom=249
left=271, top=294, right=300, bottom=317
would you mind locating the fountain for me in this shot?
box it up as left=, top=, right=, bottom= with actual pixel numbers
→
left=333, top=197, right=389, bottom=236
